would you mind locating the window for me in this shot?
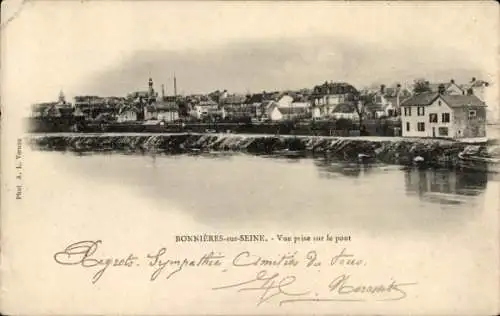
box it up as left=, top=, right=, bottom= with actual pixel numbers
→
left=438, top=127, right=449, bottom=136
left=406, top=122, right=410, bottom=131
left=417, top=106, right=426, bottom=116
left=429, top=113, right=438, bottom=123
left=441, top=113, right=450, bottom=123
left=469, top=110, right=477, bottom=119
left=417, top=122, right=425, bottom=132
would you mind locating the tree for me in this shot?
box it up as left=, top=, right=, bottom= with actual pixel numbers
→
left=356, top=94, right=374, bottom=132
left=413, top=79, right=431, bottom=94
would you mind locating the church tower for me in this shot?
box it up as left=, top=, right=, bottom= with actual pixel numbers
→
left=58, top=90, right=66, bottom=104
left=148, top=78, right=155, bottom=98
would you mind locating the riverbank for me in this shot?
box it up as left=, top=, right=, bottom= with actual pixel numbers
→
left=27, top=133, right=500, bottom=172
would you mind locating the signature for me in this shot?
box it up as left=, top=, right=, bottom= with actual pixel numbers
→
left=53, top=240, right=138, bottom=284
left=213, top=270, right=310, bottom=306
left=213, top=270, right=417, bottom=306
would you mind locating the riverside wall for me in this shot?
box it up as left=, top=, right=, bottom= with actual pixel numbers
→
left=27, top=133, right=500, bottom=171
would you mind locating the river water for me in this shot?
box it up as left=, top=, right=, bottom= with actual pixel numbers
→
left=5, top=149, right=500, bottom=314
left=29, top=150, right=498, bottom=231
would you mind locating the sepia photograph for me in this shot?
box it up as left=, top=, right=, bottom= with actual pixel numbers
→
left=1, top=1, right=499, bottom=315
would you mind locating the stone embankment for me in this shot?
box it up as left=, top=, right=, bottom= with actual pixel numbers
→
left=27, top=133, right=500, bottom=171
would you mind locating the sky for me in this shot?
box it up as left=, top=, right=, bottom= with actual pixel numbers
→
left=1, top=1, right=498, bottom=116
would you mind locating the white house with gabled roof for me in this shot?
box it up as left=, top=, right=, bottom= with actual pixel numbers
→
left=401, top=92, right=487, bottom=139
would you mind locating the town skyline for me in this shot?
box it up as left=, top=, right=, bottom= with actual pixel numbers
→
left=4, top=1, right=497, bottom=117
left=68, top=35, right=490, bottom=98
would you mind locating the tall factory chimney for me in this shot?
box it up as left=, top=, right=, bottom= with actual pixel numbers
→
left=174, top=73, right=177, bottom=99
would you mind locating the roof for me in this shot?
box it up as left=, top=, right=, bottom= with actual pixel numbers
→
left=385, top=95, right=410, bottom=105
left=119, top=105, right=141, bottom=114
left=74, top=96, right=101, bottom=102
left=428, top=82, right=464, bottom=93
left=32, top=102, right=58, bottom=110
left=278, top=107, right=309, bottom=115
left=401, top=92, right=486, bottom=108
left=428, top=83, right=449, bottom=92
left=154, top=101, right=178, bottom=111
left=198, top=100, right=218, bottom=106
left=365, top=103, right=384, bottom=112
left=441, top=95, right=486, bottom=108
left=222, top=94, right=247, bottom=105
left=162, top=96, right=177, bottom=102
left=332, top=103, right=358, bottom=113
left=261, top=100, right=276, bottom=109
left=312, top=82, right=359, bottom=96
left=400, top=92, right=439, bottom=106
left=247, top=93, right=265, bottom=104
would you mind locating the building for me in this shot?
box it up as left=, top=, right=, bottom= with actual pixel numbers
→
left=31, top=90, right=73, bottom=118
left=127, top=78, right=159, bottom=105
left=330, top=102, right=360, bottom=120
left=220, top=94, right=247, bottom=107
left=144, top=100, right=179, bottom=122
left=188, top=97, right=219, bottom=120
left=74, top=95, right=116, bottom=119
left=401, top=92, right=486, bottom=138
left=311, top=82, right=359, bottom=119
left=117, top=105, right=140, bottom=122
left=267, top=102, right=310, bottom=121
left=459, top=78, right=499, bottom=123
left=428, top=80, right=464, bottom=95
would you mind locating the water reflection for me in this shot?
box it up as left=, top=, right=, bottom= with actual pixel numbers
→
left=404, top=168, right=487, bottom=205
left=313, top=156, right=488, bottom=205
left=313, top=156, right=399, bottom=179
left=39, top=150, right=492, bottom=232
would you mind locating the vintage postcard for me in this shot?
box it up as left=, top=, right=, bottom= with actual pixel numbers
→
left=1, top=0, right=499, bottom=315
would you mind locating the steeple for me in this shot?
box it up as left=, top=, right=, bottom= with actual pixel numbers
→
left=148, top=77, right=154, bottom=95
left=58, top=90, right=66, bottom=104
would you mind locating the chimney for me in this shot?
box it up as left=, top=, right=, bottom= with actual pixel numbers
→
left=438, top=84, right=446, bottom=94
left=380, top=84, right=386, bottom=94
left=396, top=84, right=401, bottom=109
left=173, top=74, right=177, bottom=99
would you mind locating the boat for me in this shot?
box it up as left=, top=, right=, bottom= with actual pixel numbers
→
left=357, top=153, right=374, bottom=163
left=413, top=156, right=425, bottom=163
left=458, top=152, right=500, bottom=173
left=412, top=156, right=428, bottom=169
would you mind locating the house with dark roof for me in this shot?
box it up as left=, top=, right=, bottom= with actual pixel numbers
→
left=311, top=82, right=359, bottom=119
left=267, top=102, right=310, bottom=121
left=117, top=104, right=141, bottom=122
left=330, top=102, right=360, bottom=120
left=144, top=101, right=179, bottom=122
left=400, top=92, right=486, bottom=138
